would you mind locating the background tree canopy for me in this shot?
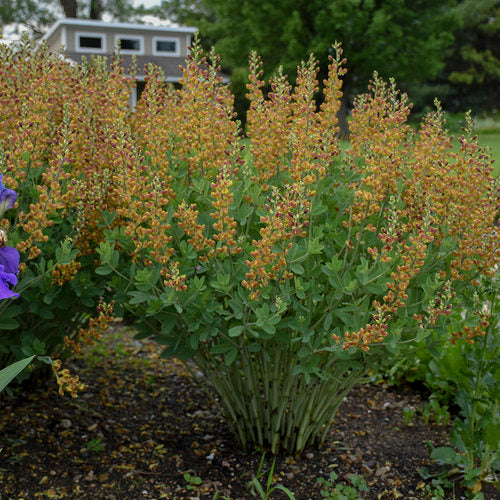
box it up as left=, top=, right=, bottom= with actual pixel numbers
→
left=1, top=0, right=499, bottom=127
left=193, top=0, right=459, bottom=131
left=0, top=0, right=149, bottom=36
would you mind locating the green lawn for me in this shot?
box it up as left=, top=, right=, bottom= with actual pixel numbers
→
left=478, top=133, right=500, bottom=176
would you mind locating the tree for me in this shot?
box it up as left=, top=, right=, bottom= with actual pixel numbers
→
left=443, top=0, right=500, bottom=112
left=0, top=0, right=148, bottom=37
left=170, top=0, right=458, bottom=133
left=0, top=0, right=58, bottom=36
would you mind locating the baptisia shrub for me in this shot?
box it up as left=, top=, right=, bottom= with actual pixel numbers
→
left=0, top=39, right=130, bottom=393
left=101, top=40, right=499, bottom=454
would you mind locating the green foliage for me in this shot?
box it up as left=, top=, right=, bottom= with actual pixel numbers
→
left=440, top=0, right=500, bottom=113
left=317, top=471, right=368, bottom=500
left=101, top=44, right=498, bottom=454
left=0, top=0, right=58, bottom=37
left=183, top=0, right=458, bottom=129
left=0, top=355, right=34, bottom=392
left=183, top=472, right=203, bottom=491
left=0, top=0, right=149, bottom=38
left=85, top=437, right=105, bottom=453
left=394, top=278, right=499, bottom=496
left=248, top=454, right=295, bottom=499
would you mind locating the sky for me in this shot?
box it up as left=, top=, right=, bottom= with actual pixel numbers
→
left=135, top=0, right=162, bottom=7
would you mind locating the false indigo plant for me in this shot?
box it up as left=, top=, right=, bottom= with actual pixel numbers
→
left=0, top=39, right=120, bottom=395
left=98, top=38, right=498, bottom=455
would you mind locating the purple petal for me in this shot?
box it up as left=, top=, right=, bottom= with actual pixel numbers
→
left=0, top=264, right=18, bottom=299
left=0, top=246, right=19, bottom=275
left=0, top=187, right=17, bottom=213
left=0, top=264, right=17, bottom=286
left=0, top=278, right=18, bottom=299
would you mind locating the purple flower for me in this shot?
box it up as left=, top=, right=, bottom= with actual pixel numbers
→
left=0, top=174, right=17, bottom=216
left=0, top=244, right=19, bottom=300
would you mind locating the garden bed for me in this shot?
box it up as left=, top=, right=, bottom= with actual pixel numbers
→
left=2, top=323, right=491, bottom=500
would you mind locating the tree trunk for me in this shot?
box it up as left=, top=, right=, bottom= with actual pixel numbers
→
left=59, top=0, right=77, bottom=18
left=337, top=75, right=353, bottom=140
left=89, top=0, right=104, bottom=19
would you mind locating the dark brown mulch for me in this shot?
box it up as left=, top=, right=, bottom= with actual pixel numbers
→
left=0, top=324, right=495, bottom=499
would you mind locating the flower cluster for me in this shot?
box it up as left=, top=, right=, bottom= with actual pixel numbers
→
left=174, top=202, right=214, bottom=257
left=246, top=49, right=342, bottom=192
left=52, top=359, right=87, bottom=398
left=348, top=75, right=412, bottom=225
left=243, top=183, right=309, bottom=299
left=64, top=300, right=115, bottom=354
left=246, top=54, right=291, bottom=191
left=163, top=261, right=188, bottom=292
left=209, top=167, right=242, bottom=256
left=338, top=75, right=498, bottom=350
left=134, top=35, right=239, bottom=182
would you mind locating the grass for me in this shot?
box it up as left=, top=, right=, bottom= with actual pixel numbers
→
left=478, top=133, right=500, bottom=176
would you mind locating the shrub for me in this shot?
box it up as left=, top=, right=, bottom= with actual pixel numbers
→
left=0, top=39, right=131, bottom=393
left=98, top=38, right=498, bottom=455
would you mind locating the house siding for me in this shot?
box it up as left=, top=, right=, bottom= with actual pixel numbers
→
left=59, top=25, right=190, bottom=58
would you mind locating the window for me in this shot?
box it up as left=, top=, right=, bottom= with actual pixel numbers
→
left=115, top=35, right=144, bottom=54
left=76, top=32, right=106, bottom=53
left=156, top=40, right=175, bottom=52
left=152, top=37, right=179, bottom=56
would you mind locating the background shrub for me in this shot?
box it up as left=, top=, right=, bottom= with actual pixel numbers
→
left=0, top=39, right=132, bottom=392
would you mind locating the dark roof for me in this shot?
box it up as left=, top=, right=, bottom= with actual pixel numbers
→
left=64, top=52, right=187, bottom=80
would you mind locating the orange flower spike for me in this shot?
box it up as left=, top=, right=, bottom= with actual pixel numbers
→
left=175, top=202, right=215, bottom=253
left=64, top=300, right=115, bottom=355
left=163, top=261, right=188, bottom=292
left=209, top=166, right=241, bottom=256
left=246, top=54, right=292, bottom=189
left=318, top=43, right=345, bottom=162
left=244, top=183, right=310, bottom=298
left=349, top=75, right=412, bottom=224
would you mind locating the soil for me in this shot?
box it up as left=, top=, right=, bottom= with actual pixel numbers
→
left=0, top=324, right=497, bottom=499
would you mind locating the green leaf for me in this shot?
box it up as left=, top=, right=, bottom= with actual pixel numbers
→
left=364, top=280, right=388, bottom=295
left=308, top=237, right=324, bottom=255
left=262, top=323, right=275, bottom=335
left=95, top=264, right=113, bottom=276
left=128, top=291, right=152, bottom=304
left=431, top=446, right=458, bottom=464
left=247, top=343, right=261, bottom=352
left=328, top=256, right=343, bottom=273
left=323, top=312, right=333, bottom=331
left=483, top=421, right=500, bottom=448
left=228, top=325, right=244, bottom=338
left=192, top=276, right=206, bottom=292
left=415, top=328, right=432, bottom=343
left=109, top=250, right=119, bottom=268
left=0, top=318, right=20, bottom=330
left=344, top=278, right=358, bottom=294
left=250, top=478, right=266, bottom=497
left=224, top=348, right=238, bottom=366
left=102, top=210, right=116, bottom=226
left=210, top=343, right=234, bottom=354
left=311, top=200, right=327, bottom=216
left=273, top=485, right=296, bottom=499
left=0, top=356, right=35, bottom=392
left=290, top=263, right=304, bottom=275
